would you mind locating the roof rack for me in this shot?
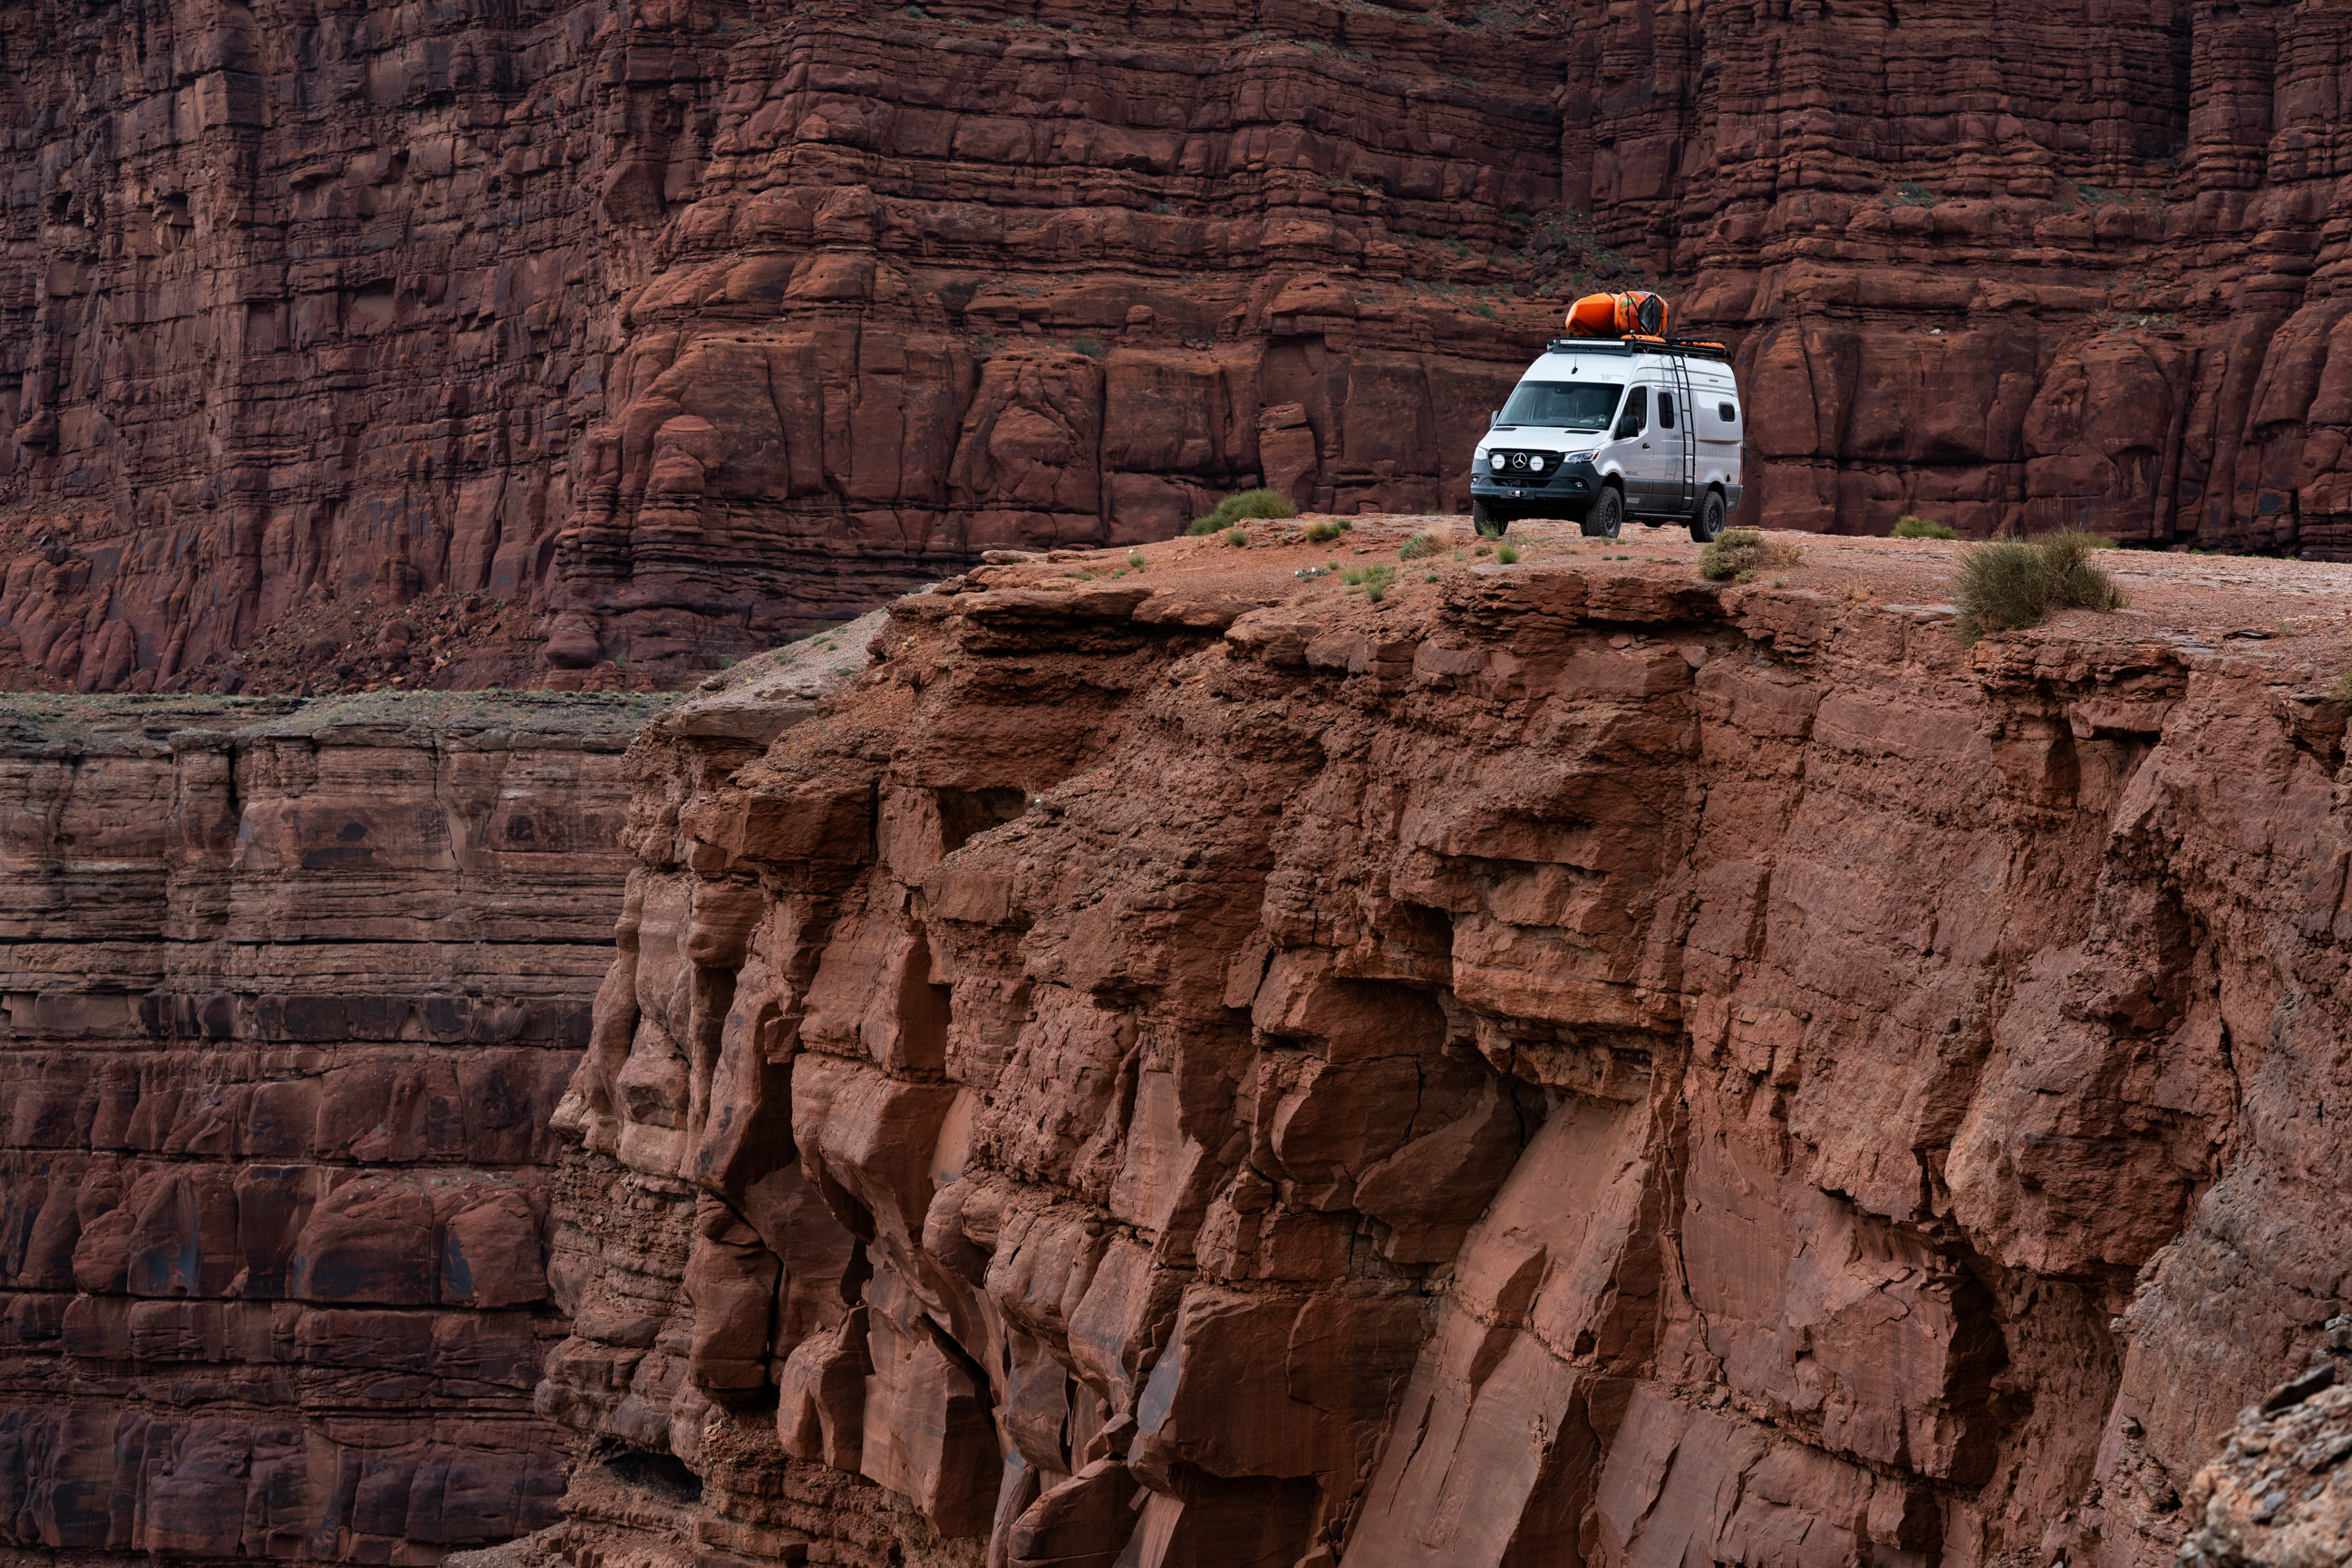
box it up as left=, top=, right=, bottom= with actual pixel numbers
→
left=1543, top=334, right=1733, bottom=362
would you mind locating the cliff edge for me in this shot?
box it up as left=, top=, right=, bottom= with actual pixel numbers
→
left=544, top=517, right=2352, bottom=1568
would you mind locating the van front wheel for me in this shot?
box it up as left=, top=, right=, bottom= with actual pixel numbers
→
left=1472, top=498, right=1510, bottom=537
left=1580, top=487, right=1623, bottom=539
left=1689, top=488, right=1727, bottom=544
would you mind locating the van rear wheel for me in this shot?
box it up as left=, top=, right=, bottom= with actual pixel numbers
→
left=1689, top=488, right=1727, bottom=544
left=1580, top=487, right=1623, bottom=539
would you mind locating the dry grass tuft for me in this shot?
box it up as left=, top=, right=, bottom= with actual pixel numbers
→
left=1953, top=529, right=2125, bottom=645
left=1700, top=529, right=1804, bottom=582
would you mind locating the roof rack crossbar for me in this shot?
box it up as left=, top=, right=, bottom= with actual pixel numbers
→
left=1543, top=334, right=1733, bottom=361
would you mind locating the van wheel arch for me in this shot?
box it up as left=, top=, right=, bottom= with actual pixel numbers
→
left=1689, top=485, right=1728, bottom=544
left=1581, top=483, right=1625, bottom=539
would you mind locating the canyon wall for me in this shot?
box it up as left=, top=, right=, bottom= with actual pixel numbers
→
left=1565, top=0, right=2352, bottom=556
left=0, top=691, right=663, bottom=1564
left=11, top=0, right=2352, bottom=694
left=547, top=531, right=2352, bottom=1568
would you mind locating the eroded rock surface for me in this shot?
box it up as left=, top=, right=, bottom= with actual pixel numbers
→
left=546, top=526, right=2352, bottom=1568
left=2175, top=1330, right=2352, bottom=1568
left=0, top=692, right=665, bottom=1564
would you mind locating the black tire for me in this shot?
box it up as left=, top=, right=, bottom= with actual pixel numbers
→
left=1689, top=488, right=1727, bottom=544
left=1472, top=497, right=1510, bottom=537
left=1580, top=486, right=1623, bottom=539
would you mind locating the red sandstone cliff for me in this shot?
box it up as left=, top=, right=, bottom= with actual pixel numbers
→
left=0, top=692, right=662, bottom=1563
left=7, top=1, right=2352, bottom=693
left=538, top=520, right=2352, bottom=1568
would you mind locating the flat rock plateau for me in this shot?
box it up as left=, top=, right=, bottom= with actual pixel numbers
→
left=525, top=521, right=2352, bottom=1568
left=1, top=0, right=2351, bottom=693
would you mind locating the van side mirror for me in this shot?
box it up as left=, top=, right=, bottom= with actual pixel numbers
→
left=1615, top=411, right=1641, bottom=439
left=1489, top=410, right=1500, bottom=428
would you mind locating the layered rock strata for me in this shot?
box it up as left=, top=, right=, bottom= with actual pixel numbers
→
left=0, top=691, right=666, bottom=1564
left=25, top=0, right=2352, bottom=692
left=1563, top=0, right=2352, bottom=556
left=0, top=0, right=1560, bottom=692
left=547, top=522, right=2352, bottom=1568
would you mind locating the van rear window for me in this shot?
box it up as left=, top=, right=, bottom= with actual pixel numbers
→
left=1500, top=381, right=1623, bottom=431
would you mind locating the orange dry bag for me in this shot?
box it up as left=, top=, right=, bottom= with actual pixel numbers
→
left=1563, top=293, right=1619, bottom=337
left=1563, top=290, right=1670, bottom=338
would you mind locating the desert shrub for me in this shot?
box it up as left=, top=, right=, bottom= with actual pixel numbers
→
left=1188, top=488, right=1295, bottom=534
left=2334, top=669, right=2352, bottom=702
left=1304, top=519, right=1345, bottom=543
left=1222, top=526, right=1249, bottom=547
left=1399, top=531, right=1445, bottom=561
left=1218, top=488, right=1295, bottom=523
left=1893, top=515, right=1959, bottom=539
left=1360, top=564, right=1396, bottom=603
left=1495, top=543, right=1521, bottom=564
left=1227, top=488, right=1297, bottom=520
left=1952, top=529, right=2125, bottom=645
left=1699, top=528, right=1803, bottom=582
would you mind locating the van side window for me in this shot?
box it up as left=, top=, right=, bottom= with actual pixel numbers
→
left=1617, top=386, right=1648, bottom=438
left=1718, top=402, right=1737, bottom=424
left=1659, top=392, right=1676, bottom=429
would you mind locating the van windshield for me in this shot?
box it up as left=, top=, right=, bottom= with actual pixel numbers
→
left=1499, top=381, right=1623, bottom=431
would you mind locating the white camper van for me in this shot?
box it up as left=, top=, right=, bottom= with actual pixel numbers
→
left=1469, top=338, right=1743, bottom=542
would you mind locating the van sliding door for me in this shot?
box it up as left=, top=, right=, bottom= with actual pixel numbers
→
left=1609, top=384, right=1651, bottom=510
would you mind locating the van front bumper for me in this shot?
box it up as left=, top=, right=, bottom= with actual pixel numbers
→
left=1472, top=455, right=1597, bottom=504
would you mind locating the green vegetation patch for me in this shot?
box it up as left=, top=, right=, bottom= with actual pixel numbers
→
left=1187, top=488, right=1299, bottom=534
left=1892, top=515, right=1959, bottom=539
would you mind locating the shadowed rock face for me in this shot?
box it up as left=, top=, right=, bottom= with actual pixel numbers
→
left=548, top=542, right=2352, bottom=1568
left=0, top=692, right=663, bottom=1564
left=11, top=0, right=2352, bottom=694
